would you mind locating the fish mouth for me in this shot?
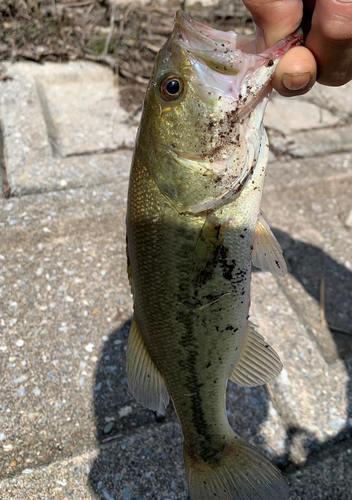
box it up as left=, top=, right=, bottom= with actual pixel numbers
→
left=173, top=10, right=302, bottom=106
left=174, top=10, right=257, bottom=54
left=175, top=9, right=302, bottom=61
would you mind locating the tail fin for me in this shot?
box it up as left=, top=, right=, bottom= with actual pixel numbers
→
left=183, top=435, right=289, bottom=500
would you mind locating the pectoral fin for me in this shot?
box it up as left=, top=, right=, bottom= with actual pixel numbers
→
left=230, top=322, right=282, bottom=387
left=252, top=213, right=287, bottom=277
left=126, top=317, right=169, bottom=412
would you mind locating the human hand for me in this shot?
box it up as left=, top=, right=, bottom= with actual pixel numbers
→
left=243, top=0, right=352, bottom=96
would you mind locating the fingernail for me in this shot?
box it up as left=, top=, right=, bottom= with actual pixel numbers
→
left=337, top=0, right=352, bottom=3
left=282, top=72, right=311, bottom=91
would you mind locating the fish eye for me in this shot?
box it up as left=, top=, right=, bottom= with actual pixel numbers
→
left=160, top=75, right=184, bottom=102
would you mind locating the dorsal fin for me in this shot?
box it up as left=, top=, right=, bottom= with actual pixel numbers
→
left=230, top=322, right=282, bottom=387
left=126, top=317, right=169, bottom=412
left=252, top=212, right=287, bottom=277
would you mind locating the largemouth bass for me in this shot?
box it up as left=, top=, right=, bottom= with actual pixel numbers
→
left=126, top=11, right=301, bottom=500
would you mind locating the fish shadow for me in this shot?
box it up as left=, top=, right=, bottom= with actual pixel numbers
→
left=88, top=229, right=352, bottom=499
left=271, top=229, right=352, bottom=459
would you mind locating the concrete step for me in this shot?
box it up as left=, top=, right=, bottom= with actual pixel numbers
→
left=264, top=81, right=352, bottom=159
left=0, top=62, right=135, bottom=196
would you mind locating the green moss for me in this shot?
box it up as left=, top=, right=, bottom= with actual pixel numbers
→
left=87, top=38, right=106, bottom=57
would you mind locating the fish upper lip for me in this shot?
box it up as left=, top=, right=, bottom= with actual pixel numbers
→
left=174, top=10, right=221, bottom=49
left=174, top=9, right=302, bottom=61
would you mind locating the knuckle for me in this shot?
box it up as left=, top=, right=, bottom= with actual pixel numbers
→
left=319, top=12, right=352, bottom=42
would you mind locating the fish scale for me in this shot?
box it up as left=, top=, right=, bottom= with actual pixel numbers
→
left=126, top=10, right=301, bottom=500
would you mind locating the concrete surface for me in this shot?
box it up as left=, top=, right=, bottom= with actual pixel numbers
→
left=0, top=62, right=135, bottom=196
left=1, top=54, right=352, bottom=500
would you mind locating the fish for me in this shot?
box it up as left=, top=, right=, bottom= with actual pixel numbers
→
left=126, top=10, right=301, bottom=500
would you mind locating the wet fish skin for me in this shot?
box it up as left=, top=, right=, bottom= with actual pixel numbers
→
left=126, top=11, right=301, bottom=500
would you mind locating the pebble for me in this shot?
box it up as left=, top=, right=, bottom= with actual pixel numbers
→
left=328, top=417, right=346, bottom=431
left=15, top=339, right=24, bottom=347
left=94, top=382, right=102, bottom=391
left=118, top=406, right=132, bottom=418
left=85, top=343, right=94, bottom=353
left=345, top=210, right=352, bottom=228
left=121, top=486, right=132, bottom=500
left=280, top=369, right=288, bottom=384
left=103, top=421, right=115, bottom=435
left=102, top=490, right=115, bottom=500
left=268, top=404, right=277, bottom=417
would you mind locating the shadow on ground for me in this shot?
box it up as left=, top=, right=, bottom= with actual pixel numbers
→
left=88, top=229, right=352, bottom=499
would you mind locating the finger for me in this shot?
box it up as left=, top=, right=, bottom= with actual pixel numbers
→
left=272, top=46, right=317, bottom=96
left=305, top=0, right=352, bottom=86
left=243, top=0, right=303, bottom=47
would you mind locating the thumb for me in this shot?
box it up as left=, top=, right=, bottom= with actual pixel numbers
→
left=243, top=0, right=303, bottom=48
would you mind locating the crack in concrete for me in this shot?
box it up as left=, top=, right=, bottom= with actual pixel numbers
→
left=35, top=78, right=61, bottom=158
left=65, top=146, right=134, bottom=158
left=0, top=119, right=10, bottom=198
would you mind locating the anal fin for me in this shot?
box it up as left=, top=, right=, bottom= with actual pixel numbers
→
left=126, top=317, right=169, bottom=412
left=252, top=212, right=287, bottom=277
left=230, top=322, right=282, bottom=387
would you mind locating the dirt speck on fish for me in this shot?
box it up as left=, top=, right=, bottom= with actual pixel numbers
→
left=126, top=10, right=301, bottom=500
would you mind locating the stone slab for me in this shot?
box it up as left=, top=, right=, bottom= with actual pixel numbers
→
left=265, top=152, right=352, bottom=194
left=264, top=94, right=340, bottom=134
left=265, top=81, right=352, bottom=159
left=301, top=80, right=352, bottom=121
left=3, top=150, right=132, bottom=196
left=0, top=62, right=136, bottom=196
left=268, top=124, right=352, bottom=158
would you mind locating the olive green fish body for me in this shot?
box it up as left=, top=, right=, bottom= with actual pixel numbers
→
left=127, top=132, right=267, bottom=453
left=126, top=11, right=302, bottom=500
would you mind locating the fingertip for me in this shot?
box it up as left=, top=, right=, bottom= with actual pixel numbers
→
left=272, top=46, right=317, bottom=96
